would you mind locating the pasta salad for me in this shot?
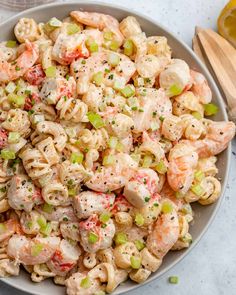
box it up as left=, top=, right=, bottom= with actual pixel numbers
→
left=0, top=10, right=234, bottom=295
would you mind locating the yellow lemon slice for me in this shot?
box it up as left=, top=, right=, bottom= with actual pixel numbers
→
left=218, top=0, right=236, bottom=47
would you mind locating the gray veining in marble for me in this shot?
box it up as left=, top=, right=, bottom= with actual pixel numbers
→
left=0, top=1, right=235, bottom=294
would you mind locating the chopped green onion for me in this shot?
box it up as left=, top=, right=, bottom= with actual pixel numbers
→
left=103, top=155, right=115, bottom=166
left=5, top=81, right=16, bottom=94
left=42, top=203, right=53, bottom=214
left=159, top=115, right=165, bottom=121
left=135, top=213, right=144, bottom=226
left=65, top=74, right=70, bottom=81
left=70, top=152, right=84, bottom=164
left=99, top=212, right=111, bottom=223
left=8, top=132, right=20, bottom=144
left=161, top=201, right=173, bottom=214
left=155, top=160, right=167, bottom=174
left=45, top=66, right=56, bottom=78
left=169, top=276, right=179, bottom=284
left=115, top=232, right=127, bottom=245
left=0, top=149, right=15, bottom=160
left=80, top=276, right=91, bottom=289
left=168, top=84, right=182, bottom=96
left=135, top=240, right=145, bottom=251
left=121, top=85, right=135, bottom=98
left=31, top=243, right=44, bottom=256
left=144, top=196, right=150, bottom=202
left=67, top=23, right=80, bottom=35
left=191, top=184, right=204, bottom=196
left=194, top=170, right=205, bottom=182
left=204, top=103, right=218, bottom=116
left=123, top=39, right=134, bottom=56
left=109, top=40, right=120, bottom=51
left=0, top=223, right=6, bottom=233
left=108, top=52, right=120, bottom=67
left=88, top=232, right=98, bottom=244
left=130, top=256, right=141, bottom=269
left=87, top=112, right=105, bottom=129
left=86, top=39, right=98, bottom=53
left=6, top=40, right=17, bottom=48
left=142, top=155, right=152, bottom=168
left=92, top=71, right=103, bottom=86
left=8, top=93, right=25, bottom=107
left=191, top=111, right=202, bottom=120
left=103, top=31, right=113, bottom=41
left=108, top=136, right=118, bottom=149
left=37, top=216, right=47, bottom=229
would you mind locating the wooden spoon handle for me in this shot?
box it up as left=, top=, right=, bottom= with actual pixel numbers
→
left=196, top=29, right=236, bottom=120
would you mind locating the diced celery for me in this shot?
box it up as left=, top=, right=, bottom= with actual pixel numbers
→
left=113, top=80, right=124, bottom=90
left=0, top=149, right=15, bottom=160
left=191, top=184, right=204, bottom=196
left=40, top=223, right=52, bottom=236
left=116, top=141, right=124, bottom=152
left=130, top=153, right=141, bottom=164
left=103, top=155, right=115, bottom=166
left=87, top=112, right=105, bottom=129
left=99, top=212, right=111, bottom=223
left=88, top=232, right=98, bottom=244
left=109, top=40, right=120, bottom=51
left=168, top=84, right=182, bottom=96
left=5, top=81, right=16, bottom=94
left=45, top=66, right=56, bottom=78
left=6, top=40, right=17, bottom=48
left=121, top=85, right=135, bottom=98
left=134, top=240, right=145, bottom=251
left=0, top=223, right=6, bottom=233
left=32, top=114, right=45, bottom=125
left=175, top=191, right=184, bottom=199
left=128, top=96, right=138, bottom=108
left=204, top=103, right=218, bottom=116
left=37, top=216, right=47, bottom=229
left=8, top=132, right=20, bottom=144
left=194, top=170, right=205, bottom=182
left=130, top=256, right=141, bottom=269
left=70, top=152, right=84, bottom=164
left=155, top=160, right=167, bottom=174
left=150, top=121, right=159, bottom=131
left=31, top=243, right=44, bottom=256
left=135, top=213, right=144, bottom=226
left=67, top=23, right=80, bottom=35
left=86, top=39, right=99, bottom=53
left=8, top=93, right=25, bottom=107
left=169, top=276, right=179, bottom=284
left=80, top=276, right=91, bottom=289
left=68, top=187, right=77, bottom=197
left=108, top=52, right=120, bottom=67
left=48, top=17, right=62, bottom=27
left=161, top=201, right=173, bottom=214
left=191, top=111, right=202, bottom=120
left=108, top=136, right=118, bottom=149
left=103, top=31, right=113, bottom=41
left=92, top=71, right=103, bottom=86
left=115, top=232, right=127, bottom=245
left=123, top=39, right=134, bottom=56
left=142, top=155, right=152, bottom=168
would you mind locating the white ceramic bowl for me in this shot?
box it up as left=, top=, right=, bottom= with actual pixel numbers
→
left=0, top=2, right=231, bottom=295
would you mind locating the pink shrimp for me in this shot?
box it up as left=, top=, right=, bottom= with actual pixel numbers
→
left=182, top=121, right=235, bottom=158
left=7, top=235, right=60, bottom=265
left=24, top=64, right=45, bottom=86
left=167, top=143, right=198, bottom=194
left=146, top=204, right=179, bottom=259
left=0, top=40, right=38, bottom=83
left=70, top=11, right=124, bottom=46
left=190, top=70, right=212, bottom=104
left=47, top=239, right=81, bottom=276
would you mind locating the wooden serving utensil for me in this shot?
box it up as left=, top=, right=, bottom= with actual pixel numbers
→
left=193, top=27, right=236, bottom=122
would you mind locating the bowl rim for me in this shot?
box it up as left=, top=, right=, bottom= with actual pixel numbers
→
left=0, top=1, right=231, bottom=294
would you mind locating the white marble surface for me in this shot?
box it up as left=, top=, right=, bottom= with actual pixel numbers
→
left=0, top=0, right=236, bottom=294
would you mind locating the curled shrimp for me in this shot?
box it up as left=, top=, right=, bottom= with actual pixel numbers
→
left=7, top=235, right=60, bottom=265
left=182, top=121, right=235, bottom=158
left=146, top=202, right=179, bottom=259
left=0, top=40, right=38, bottom=83
left=190, top=70, right=212, bottom=104
left=70, top=11, right=124, bottom=46
left=167, top=143, right=198, bottom=194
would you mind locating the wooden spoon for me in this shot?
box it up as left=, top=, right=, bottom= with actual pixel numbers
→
left=193, top=27, right=236, bottom=122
